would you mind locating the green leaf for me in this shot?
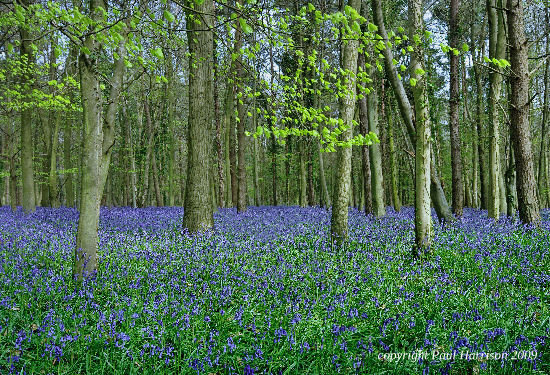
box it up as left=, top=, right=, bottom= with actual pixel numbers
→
left=462, top=43, right=469, bottom=52
left=410, top=78, right=417, bottom=87
left=367, top=23, right=378, bottom=32
left=163, top=10, right=175, bottom=23
left=239, top=18, right=253, bottom=34
left=152, top=47, right=164, bottom=59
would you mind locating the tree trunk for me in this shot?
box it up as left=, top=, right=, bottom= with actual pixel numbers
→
left=235, top=0, right=247, bottom=213
left=538, top=6, right=549, bottom=208
left=253, top=135, right=261, bottom=206
left=505, top=144, right=517, bottom=217
left=366, top=66, right=386, bottom=217
left=228, top=86, right=238, bottom=207
left=49, top=114, right=60, bottom=207
left=371, top=0, right=454, bottom=223
left=449, top=0, right=463, bottom=216
left=330, top=0, right=361, bottom=245
left=385, top=92, right=401, bottom=212
left=486, top=0, right=506, bottom=219
left=410, top=0, right=433, bottom=255
left=20, top=1, right=35, bottom=213
left=299, top=141, right=307, bottom=207
left=358, top=89, right=373, bottom=215
left=74, top=0, right=127, bottom=280
left=182, top=0, right=215, bottom=232
left=506, top=0, right=541, bottom=224
left=213, top=18, right=225, bottom=209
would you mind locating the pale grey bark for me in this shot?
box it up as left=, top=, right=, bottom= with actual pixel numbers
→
left=410, top=0, right=433, bottom=255
left=331, top=0, right=361, bottom=245
left=486, top=0, right=506, bottom=219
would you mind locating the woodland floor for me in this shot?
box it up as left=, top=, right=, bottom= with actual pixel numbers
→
left=0, top=206, right=549, bottom=374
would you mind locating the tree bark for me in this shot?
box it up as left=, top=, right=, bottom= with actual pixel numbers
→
left=385, top=90, right=401, bottom=212
left=213, top=15, right=225, bottom=208
left=371, top=0, right=454, bottom=223
left=182, top=0, right=215, bottom=232
left=366, top=66, right=386, bottom=217
left=331, top=0, right=361, bottom=245
left=74, top=0, right=127, bottom=280
left=410, top=0, right=433, bottom=255
left=506, top=0, right=541, bottom=224
left=538, top=6, right=549, bottom=208
left=358, top=90, right=373, bottom=215
left=20, top=0, right=36, bottom=213
left=235, top=0, right=247, bottom=213
left=486, top=0, right=506, bottom=219
left=449, top=0, right=463, bottom=216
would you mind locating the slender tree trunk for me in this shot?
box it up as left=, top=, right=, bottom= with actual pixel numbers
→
left=49, top=114, right=60, bottom=207
left=151, top=151, right=163, bottom=207
left=410, top=0, right=433, bottom=255
left=183, top=0, right=215, bottom=231
left=253, top=135, right=261, bottom=206
left=357, top=54, right=373, bottom=215
left=487, top=0, right=506, bottom=219
left=507, top=0, right=541, bottom=224
left=285, top=138, right=291, bottom=205
left=235, top=0, right=247, bottom=213
left=474, top=63, right=487, bottom=209
left=538, top=6, right=549, bottom=208
left=307, top=146, right=315, bottom=206
left=371, top=0, right=454, bottom=223
left=299, top=141, right=307, bottom=207
left=449, top=0, right=463, bottom=216
left=385, top=92, right=401, bottom=212
left=331, top=0, right=361, bottom=245
left=228, top=86, right=238, bottom=207
left=213, top=16, right=225, bottom=208
left=20, top=1, right=35, bottom=213
left=505, top=144, right=517, bottom=217
left=366, top=66, right=386, bottom=217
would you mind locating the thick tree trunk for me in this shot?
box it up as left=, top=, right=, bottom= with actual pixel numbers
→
left=20, top=4, right=35, bottom=213
left=75, top=24, right=103, bottom=279
left=449, top=0, right=463, bottom=216
left=330, top=0, right=360, bottom=245
left=507, top=0, right=541, bottom=224
left=410, top=0, right=433, bottom=255
left=74, top=0, right=127, bottom=280
left=183, top=0, right=215, bottom=231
